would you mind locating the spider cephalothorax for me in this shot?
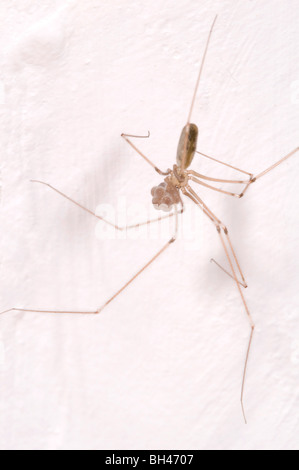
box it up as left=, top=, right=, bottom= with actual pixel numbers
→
left=151, top=180, right=181, bottom=212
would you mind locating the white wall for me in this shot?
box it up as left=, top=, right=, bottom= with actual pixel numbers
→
left=0, top=0, right=298, bottom=450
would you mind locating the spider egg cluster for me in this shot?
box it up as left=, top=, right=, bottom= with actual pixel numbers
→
left=151, top=181, right=180, bottom=212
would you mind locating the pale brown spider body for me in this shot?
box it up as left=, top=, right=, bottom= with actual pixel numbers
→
left=151, top=123, right=198, bottom=212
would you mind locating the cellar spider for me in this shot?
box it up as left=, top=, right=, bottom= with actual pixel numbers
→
left=1, top=16, right=298, bottom=423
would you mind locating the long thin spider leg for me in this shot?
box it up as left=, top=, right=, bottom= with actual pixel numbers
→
left=189, top=175, right=243, bottom=198
left=0, top=308, right=99, bottom=315
left=217, top=229, right=254, bottom=424
left=239, top=147, right=299, bottom=197
left=99, top=207, right=178, bottom=312
left=254, top=147, right=299, bottom=181
left=183, top=185, right=254, bottom=423
left=181, top=188, right=246, bottom=288
left=121, top=133, right=171, bottom=176
left=195, top=147, right=299, bottom=198
left=195, top=150, right=253, bottom=176
left=181, top=16, right=217, bottom=171
left=189, top=168, right=254, bottom=200
left=187, top=15, right=218, bottom=124
left=210, top=259, right=247, bottom=288
left=186, top=185, right=248, bottom=287
left=121, top=131, right=151, bottom=139
left=1, top=208, right=179, bottom=317
left=188, top=169, right=249, bottom=184
left=31, top=180, right=182, bottom=230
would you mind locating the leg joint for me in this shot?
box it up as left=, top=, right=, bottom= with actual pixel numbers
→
left=216, top=224, right=228, bottom=234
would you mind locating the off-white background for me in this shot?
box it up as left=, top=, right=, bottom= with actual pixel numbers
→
left=0, top=0, right=298, bottom=450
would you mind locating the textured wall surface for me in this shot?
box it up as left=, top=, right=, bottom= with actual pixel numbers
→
left=0, top=0, right=298, bottom=450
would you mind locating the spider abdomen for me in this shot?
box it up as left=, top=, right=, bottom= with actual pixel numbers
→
left=176, top=123, right=198, bottom=169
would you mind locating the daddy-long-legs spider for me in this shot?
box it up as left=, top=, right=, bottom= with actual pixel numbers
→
left=1, top=15, right=298, bottom=423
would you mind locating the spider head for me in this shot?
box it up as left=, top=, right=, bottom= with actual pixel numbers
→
left=151, top=181, right=180, bottom=212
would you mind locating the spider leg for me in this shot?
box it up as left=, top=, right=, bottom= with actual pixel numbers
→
left=121, top=132, right=171, bottom=176
left=0, top=308, right=99, bottom=315
left=31, top=180, right=183, bottom=230
left=189, top=175, right=244, bottom=198
left=182, top=185, right=254, bottom=423
left=195, top=150, right=253, bottom=176
left=193, top=147, right=299, bottom=198
left=238, top=147, right=299, bottom=197
left=98, top=211, right=178, bottom=313
left=185, top=186, right=247, bottom=288
left=1, top=208, right=180, bottom=317
left=188, top=169, right=249, bottom=184
left=209, top=259, right=247, bottom=289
